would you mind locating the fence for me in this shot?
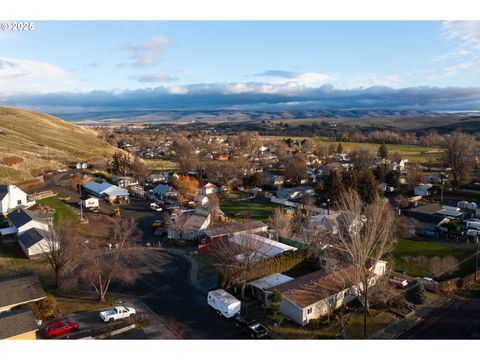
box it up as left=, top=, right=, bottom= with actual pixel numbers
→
left=28, top=190, right=57, bottom=201
left=270, top=196, right=328, bottom=215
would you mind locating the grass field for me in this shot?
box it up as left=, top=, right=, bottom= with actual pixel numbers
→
left=264, top=136, right=442, bottom=163
left=392, top=238, right=476, bottom=279
left=220, top=199, right=279, bottom=221
left=143, top=158, right=179, bottom=171
left=38, top=195, right=77, bottom=223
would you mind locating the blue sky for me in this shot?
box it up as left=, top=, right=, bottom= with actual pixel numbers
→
left=2, top=21, right=480, bottom=111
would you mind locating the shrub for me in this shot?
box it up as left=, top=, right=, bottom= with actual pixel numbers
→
left=0, top=156, right=24, bottom=166
left=266, top=290, right=284, bottom=326
left=405, top=280, right=427, bottom=305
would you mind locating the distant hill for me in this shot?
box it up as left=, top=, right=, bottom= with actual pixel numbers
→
left=0, top=106, right=118, bottom=184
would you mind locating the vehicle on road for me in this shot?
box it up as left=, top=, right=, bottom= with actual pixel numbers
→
left=207, top=289, right=241, bottom=318
left=234, top=316, right=268, bottom=338
left=152, top=220, right=163, bottom=228
left=44, top=321, right=79, bottom=338
left=99, top=306, right=136, bottom=323
left=389, top=276, right=408, bottom=288
left=150, top=203, right=162, bottom=212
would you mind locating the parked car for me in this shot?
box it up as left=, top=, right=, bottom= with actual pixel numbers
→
left=234, top=316, right=268, bottom=338
left=99, top=306, right=136, bottom=323
left=44, top=321, right=78, bottom=338
left=389, top=277, right=408, bottom=288
left=152, top=220, right=163, bottom=228
left=150, top=203, right=162, bottom=212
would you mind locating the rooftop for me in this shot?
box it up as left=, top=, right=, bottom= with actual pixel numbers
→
left=0, top=273, right=46, bottom=309
left=0, top=308, right=38, bottom=339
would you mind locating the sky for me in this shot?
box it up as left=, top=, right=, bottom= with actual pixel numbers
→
left=2, top=21, right=480, bottom=112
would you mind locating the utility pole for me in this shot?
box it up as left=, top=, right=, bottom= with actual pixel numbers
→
left=440, top=179, right=445, bottom=205
left=79, top=184, right=84, bottom=222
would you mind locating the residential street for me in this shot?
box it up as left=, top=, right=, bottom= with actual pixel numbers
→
left=399, top=296, right=480, bottom=339
left=109, top=249, right=244, bottom=339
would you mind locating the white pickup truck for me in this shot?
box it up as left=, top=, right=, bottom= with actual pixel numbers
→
left=99, top=306, right=136, bottom=323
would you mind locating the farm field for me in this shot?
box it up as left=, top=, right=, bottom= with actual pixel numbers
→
left=392, top=238, right=476, bottom=280
left=264, top=136, right=442, bottom=163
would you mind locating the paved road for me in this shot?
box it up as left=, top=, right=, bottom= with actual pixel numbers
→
left=399, top=297, right=480, bottom=339
left=110, top=249, right=244, bottom=339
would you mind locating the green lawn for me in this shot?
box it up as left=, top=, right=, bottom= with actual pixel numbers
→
left=38, top=195, right=77, bottom=222
left=392, top=238, right=476, bottom=279
left=221, top=199, right=279, bottom=221
left=143, top=158, right=179, bottom=171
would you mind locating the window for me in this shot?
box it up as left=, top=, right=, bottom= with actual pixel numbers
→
left=307, top=308, right=312, bottom=314
left=17, top=200, right=22, bottom=205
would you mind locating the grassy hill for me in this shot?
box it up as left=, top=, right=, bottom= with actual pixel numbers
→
left=0, top=106, right=118, bottom=184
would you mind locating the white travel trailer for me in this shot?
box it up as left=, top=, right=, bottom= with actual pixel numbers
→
left=207, top=289, right=241, bottom=318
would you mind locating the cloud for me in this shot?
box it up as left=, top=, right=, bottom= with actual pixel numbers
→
left=136, top=73, right=178, bottom=83
left=0, top=56, right=73, bottom=94
left=254, top=70, right=299, bottom=78
left=442, top=21, right=480, bottom=50
left=127, top=36, right=173, bottom=67
left=5, top=83, right=480, bottom=113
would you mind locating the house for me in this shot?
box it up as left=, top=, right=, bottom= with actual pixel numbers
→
left=0, top=185, right=35, bottom=215
left=149, top=173, right=167, bottom=183
left=111, top=176, right=139, bottom=188
left=194, top=195, right=209, bottom=206
left=393, top=159, right=409, bottom=172
left=201, top=221, right=269, bottom=244
left=168, top=207, right=211, bottom=240
left=228, top=233, right=297, bottom=259
left=0, top=273, right=47, bottom=339
left=198, top=181, right=218, bottom=195
left=75, top=162, right=88, bottom=170
left=248, top=273, right=294, bottom=301
left=17, top=228, right=52, bottom=258
left=153, top=184, right=178, bottom=200
left=263, top=174, right=284, bottom=187
left=81, top=195, right=100, bottom=211
left=277, top=186, right=315, bottom=200
left=414, top=183, right=433, bottom=196
left=334, top=153, right=348, bottom=162
left=215, top=155, right=229, bottom=161
left=3, top=208, right=53, bottom=258
left=378, top=182, right=395, bottom=193
left=83, top=181, right=129, bottom=203
left=272, top=261, right=387, bottom=326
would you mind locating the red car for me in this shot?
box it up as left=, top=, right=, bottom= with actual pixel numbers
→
left=44, top=321, right=79, bottom=338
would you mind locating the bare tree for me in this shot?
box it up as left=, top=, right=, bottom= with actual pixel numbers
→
left=442, top=131, right=478, bottom=185
left=285, top=153, right=307, bottom=184
left=210, top=231, right=272, bottom=299
left=39, top=219, right=77, bottom=288
left=268, top=207, right=293, bottom=239
left=325, top=189, right=397, bottom=339
left=76, top=217, right=140, bottom=302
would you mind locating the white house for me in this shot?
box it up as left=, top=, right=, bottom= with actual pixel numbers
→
left=414, top=183, right=433, bottom=196
left=277, top=186, right=315, bottom=200
left=334, top=153, right=348, bottom=162
left=198, top=182, right=218, bottom=195
left=17, top=228, right=53, bottom=258
left=167, top=207, right=211, bottom=240
left=273, top=260, right=387, bottom=326
left=0, top=185, right=35, bottom=215
left=194, top=195, right=209, bottom=206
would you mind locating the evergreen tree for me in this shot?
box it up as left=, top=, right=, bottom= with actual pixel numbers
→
left=385, top=170, right=400, bottom=188
left=342, top=169, right=358, bottom=190
left=336, top=143, right=344, bottom=154
left=378, top=142, right=388, bottom=159
left=357, top=169, right=378, bottom=204
left=326, top=170, right=344, bottom=202
left=266, top=290, right=284, bottom=326
left=406, top=280, right=427, bottom=304
left=373, top=165, right=385, bottom=182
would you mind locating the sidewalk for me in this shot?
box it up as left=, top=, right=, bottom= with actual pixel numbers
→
left=370, top=297, right=451, bottom=339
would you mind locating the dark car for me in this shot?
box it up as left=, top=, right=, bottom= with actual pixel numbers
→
left=234, top=316, right=268, bottom=338
left=44, top=321, right=79, bottom=338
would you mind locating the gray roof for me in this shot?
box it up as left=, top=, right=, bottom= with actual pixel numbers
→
left=18, top=228, right=50, bottom=249
left=0, top=273, right=46, bottom=309
left=7, top=208, right=51, bottom=228
left=203, top=221, right=268, bottom=238
left=0, top=185, right=8, bottom=201
left=0, top=308, right=38, bottom=339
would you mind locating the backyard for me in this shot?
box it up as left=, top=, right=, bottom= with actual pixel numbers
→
left=38, top=195, right=77, bottom=222
left=392, top=238, right=477, bottom=280
left=220, top=198, right=279, bottom=222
